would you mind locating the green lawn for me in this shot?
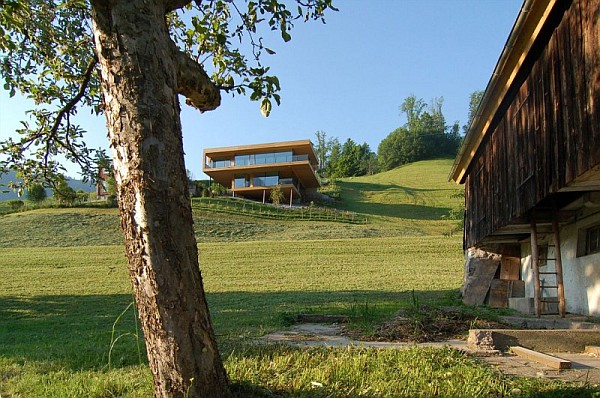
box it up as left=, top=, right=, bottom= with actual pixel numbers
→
left=0, top=159, right=596, bottom=397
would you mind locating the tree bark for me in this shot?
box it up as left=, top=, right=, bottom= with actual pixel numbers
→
left=89, top=0, right=231, bottom=396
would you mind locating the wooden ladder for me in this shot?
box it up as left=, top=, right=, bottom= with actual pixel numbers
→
left=530, top=213, right=566, bottom=318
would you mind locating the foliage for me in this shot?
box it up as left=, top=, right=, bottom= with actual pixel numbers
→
left=211, top=182, right=227, bottom=196
left=463, top=89, right=484, bottom=134
left=377, top=95, right=461, bottom=171
left=0, top=0, right=337, bottom=188
left=326, top=138, right=376, bottom=178
left=26, top=183, right=47, bottom=203
left=269, top=184, right=284, bottom=205
left=51, top=175, right=78, bottom=206
left=6, top=199, right=24, bottom=210
left=313, top=130, right=329, bottom=176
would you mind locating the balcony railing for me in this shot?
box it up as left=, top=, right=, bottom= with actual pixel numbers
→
left=205, top=154, right=311, bottom=169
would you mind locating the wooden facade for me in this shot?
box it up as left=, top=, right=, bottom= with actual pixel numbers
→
left=455, top=0, right=600, bottom=250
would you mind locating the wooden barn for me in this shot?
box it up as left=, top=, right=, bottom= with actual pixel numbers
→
left=450, top=0, right=600, bottom=317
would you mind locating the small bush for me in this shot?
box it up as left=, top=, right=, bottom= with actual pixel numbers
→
left=270, top=185, right=284, bottom=205
left=7, top=200, right=24, bottom=210
left=26, top=183, right=47, bottom=203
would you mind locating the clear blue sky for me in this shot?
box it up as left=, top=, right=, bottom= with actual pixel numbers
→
left=0, top=0, right=522, bottom=180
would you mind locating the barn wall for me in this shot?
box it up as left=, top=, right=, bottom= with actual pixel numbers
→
left=465, top=0, right=600, bottom=248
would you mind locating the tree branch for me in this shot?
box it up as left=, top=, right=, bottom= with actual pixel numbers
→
left=49, top=55, right=98, bottom=138
left=173, top=43, right=221, bottom=112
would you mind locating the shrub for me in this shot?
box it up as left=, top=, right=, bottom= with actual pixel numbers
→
left=270, top=185, right=284, bottom=205
left=26, top=183, right=47, bottom=203
left=7, top=200, right=24, bottom=210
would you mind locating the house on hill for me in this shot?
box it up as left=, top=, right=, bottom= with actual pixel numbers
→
left=202, top=139, right=320, bottom=204
left=450, top=0, right=599, bottom=317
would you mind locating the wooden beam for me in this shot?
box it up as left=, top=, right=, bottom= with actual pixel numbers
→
left=510, top=346, right=571, bottom=369
left=585, top=346, right=600, bottom=355
left=531, top=218, right=541, bottom=317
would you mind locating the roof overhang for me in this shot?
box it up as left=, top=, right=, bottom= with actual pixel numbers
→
left=449, top=0, right=557, bottom=184
left=203, top=139, right=318, bottom=165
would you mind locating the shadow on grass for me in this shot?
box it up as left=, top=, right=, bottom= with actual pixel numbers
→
left=338, top=180, right=450, bottom=194
left=0, top=289, right=456, bottom=370
left=336, top=181, right=453, bottom=220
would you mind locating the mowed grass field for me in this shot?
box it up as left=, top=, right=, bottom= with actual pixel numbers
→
left=0, top=159, right=595, bottom=397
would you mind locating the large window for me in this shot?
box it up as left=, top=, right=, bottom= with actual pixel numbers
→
left=234, top=174, right=249, bottom=188
left=233, top=151, right=293, bottom=166
left=234, top=155, right=250, bottom=166
left=211, top=158, right=230, bottom=168
left=253, top=172, right=279, bottom=187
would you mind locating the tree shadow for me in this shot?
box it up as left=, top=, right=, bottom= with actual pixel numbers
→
left=1, top=290, right=595, bottom=398
left=0, top=289, right=452, bottom=371
left=335, top=181, right=455, bottom=220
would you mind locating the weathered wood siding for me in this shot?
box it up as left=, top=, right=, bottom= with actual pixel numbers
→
left=465, top=0, right=600, bottom=248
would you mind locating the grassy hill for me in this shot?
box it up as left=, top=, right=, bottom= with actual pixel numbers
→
left=0, top=159, right=463, bottom=247
left=1, top=158, right=590, bottom=397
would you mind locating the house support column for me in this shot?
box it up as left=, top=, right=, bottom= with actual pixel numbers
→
left=289, top=188, right=293, bottom=207
left=262, top=189, right=266, bottom=204
left=530, top=218, right=541, bottom=317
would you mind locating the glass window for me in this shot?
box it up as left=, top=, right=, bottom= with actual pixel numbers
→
left=275, top=151, right=292, bottom=163
left=234, top=175, right=248, bottom=188
left=212, top=159, right=230, bottom=168
left=253, top=172, right=278, bottom=187
left=235, top=155, right=250, bottom=166
left=587, top=226, right=600, bottom=255
left=264, top=173, right=279, bottom=186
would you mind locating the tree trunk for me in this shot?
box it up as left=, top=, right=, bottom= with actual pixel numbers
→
left=90, top=1, right=231, bottom=396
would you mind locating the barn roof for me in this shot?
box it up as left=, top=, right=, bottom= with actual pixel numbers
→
left=449, top=0, right=557, bottom=184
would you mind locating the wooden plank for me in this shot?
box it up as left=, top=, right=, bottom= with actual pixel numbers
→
left=462, top=258, right=500, bottom=306
left=582, top=0, right=600, bottom=167
left=489, top=279, right=509, bottom=308
left=500, top=256, right=521, bottom=281
left=510, top=346, right=571, bottom=370
left=585, top=346, right=600, bottom=355
left=531, top=219, right=542, bottom=317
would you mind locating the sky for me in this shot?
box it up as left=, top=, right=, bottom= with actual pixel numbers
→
left=0, top=0, right=523, bottom=180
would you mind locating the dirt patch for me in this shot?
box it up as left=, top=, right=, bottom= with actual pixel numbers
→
left=343, top=305, right=509, bottom=343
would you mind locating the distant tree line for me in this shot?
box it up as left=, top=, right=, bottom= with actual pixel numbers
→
left=313, top=93, right=483, bottom=179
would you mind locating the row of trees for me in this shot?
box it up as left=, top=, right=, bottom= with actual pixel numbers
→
left=314, top=93, right=482, bottom=179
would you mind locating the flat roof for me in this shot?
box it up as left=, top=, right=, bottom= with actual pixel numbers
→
left=203, top=139, right=318, bottom=164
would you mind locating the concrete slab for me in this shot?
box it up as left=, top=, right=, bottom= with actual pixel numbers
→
left=481, top=353, right=600, bottom=384
left=500, top=315, right=600, bottom=330
left=469, top=329, right=600, bottom=352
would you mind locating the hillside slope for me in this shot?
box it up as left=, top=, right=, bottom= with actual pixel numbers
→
left=0, top=159, right=463, bottom=246
left=335, top=158, right=462, bottom=224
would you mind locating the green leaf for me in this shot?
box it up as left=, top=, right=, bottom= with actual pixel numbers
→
left=281, top=30, right=291, bottom=42
left=260, top=98, right=272, bottom=117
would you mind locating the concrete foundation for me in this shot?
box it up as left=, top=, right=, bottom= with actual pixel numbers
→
left=508, top=297, right=534, bottom=315
left=468, top=329, right=600, bottom=352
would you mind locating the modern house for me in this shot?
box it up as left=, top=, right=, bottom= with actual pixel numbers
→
left=202, top=139, right=321, bottom=203
left=450, top=0, right=599, bottom=317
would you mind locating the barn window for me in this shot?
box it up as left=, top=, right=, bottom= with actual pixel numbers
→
left=586, top=226, right=600, bottom=255
left=577, top=224, right=600, bottom=257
